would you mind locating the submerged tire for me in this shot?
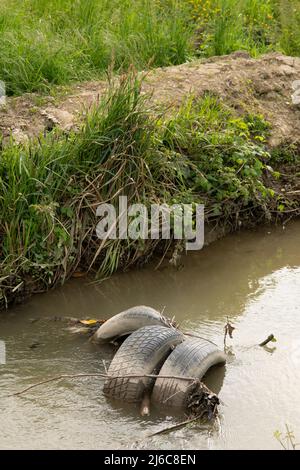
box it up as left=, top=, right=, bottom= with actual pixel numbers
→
left=152, top=338, right=226, bottom=409
left=103, top=325, right=184, bottom=403
left=92, top=305, right=169, bottom=343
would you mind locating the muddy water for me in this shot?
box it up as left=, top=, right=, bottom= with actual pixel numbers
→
left=1, top=221, right=300, bottom=450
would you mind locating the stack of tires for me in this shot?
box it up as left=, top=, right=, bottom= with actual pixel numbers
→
left=93, top=306, right=226, bottom=412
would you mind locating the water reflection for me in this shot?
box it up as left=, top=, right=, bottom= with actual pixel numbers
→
left=0, top=221, right=300, bottom=449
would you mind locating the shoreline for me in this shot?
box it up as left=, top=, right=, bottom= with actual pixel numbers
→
left=1, top=54, right=300, bottom=311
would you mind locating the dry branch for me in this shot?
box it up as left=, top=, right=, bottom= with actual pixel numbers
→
left=6, top=372, right=200, bottom=398
left=148, top=414, right=205, bottom=437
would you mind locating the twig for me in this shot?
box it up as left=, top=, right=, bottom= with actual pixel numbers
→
left=102, top=360, right=108, bottom=374
left=6, top=372, right=200, bottom=398
left=162, top=382, right=194, bottom=404
left=259, top=334, right=275, bottom=347
left=182, top=331, right=218, bottom=347
left=285, top=423, right=297, bottom=450
left=224, top=318, right=235, bottom=349
left=148, top=413, right=205, bottom=437
left=160, top=306, right=166, bottom=316
left=274, top=424, right=298, bottom=450
left=162, top=377, right=214, bottom=404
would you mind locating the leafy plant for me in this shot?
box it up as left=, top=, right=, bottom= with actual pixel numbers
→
left=0, top=75, right=298, bottom=309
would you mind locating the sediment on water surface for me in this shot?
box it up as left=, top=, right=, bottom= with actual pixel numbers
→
left=1, top=55, right=300, bottom=310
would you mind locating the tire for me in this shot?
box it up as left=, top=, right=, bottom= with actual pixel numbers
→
left=103, top=325, right=184, bottom=403
left=92, top=305, right=170, bottom=343
left=151, top=338, right=226, bottom=409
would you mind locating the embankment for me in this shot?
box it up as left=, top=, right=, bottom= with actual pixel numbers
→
left=0, top=52, right=300, bottom=309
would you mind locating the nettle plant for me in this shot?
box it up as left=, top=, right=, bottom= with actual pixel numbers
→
left=157, top=95, right=274, bottom=216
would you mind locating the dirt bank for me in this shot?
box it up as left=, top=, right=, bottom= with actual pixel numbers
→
left=1, top=52, right=300, bottom=311
left=1, top=52, right=300, bottom=148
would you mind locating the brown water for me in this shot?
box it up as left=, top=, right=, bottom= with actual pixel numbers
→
left=1, top=221, right=300, bottom=450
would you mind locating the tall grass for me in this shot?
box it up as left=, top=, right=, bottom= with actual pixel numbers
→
left=276, top=0, right=300, bottom=56
left=190, top=0, right=300, bottom=57
left=0, top=0, right=300, bottom=95
left=1, top=72, right=293, bottom=309
left=0, top=73, right=176, bottom=306
left=0, top=0, right=193, bottom=95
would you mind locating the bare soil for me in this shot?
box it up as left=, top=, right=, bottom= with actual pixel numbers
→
left=1, top=51, right=300, bottom=147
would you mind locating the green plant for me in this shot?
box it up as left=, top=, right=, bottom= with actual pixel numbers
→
left=274, top=424, right=299, bottom=450
left=0, top=0, right=193, bottom=95
left=0, top=75, right=298, bottom=309
left=190, top=0, right=300, bottom=58
left=158, top=94, right=273, bottom=212
left=275, top=0, right=300, bottom=56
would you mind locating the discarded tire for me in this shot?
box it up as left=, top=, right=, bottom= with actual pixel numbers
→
left=93, top=305, right=171, bottom=343
left=103, top=325, right=184, bottom=403
left=151, top=337, right=226, bottom=409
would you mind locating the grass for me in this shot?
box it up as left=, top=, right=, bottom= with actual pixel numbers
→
left=1, top=1, right=300, bottom=308
left=0, top=0, right=194, bottom=95
left=190, top=0, right=300, bottom=57
left=0, top=0, right=300, bottom=95
left=1, top=73, right=298, bottom=309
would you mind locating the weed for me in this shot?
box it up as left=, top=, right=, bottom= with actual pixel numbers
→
left=2, top=74, right=295, bottom=308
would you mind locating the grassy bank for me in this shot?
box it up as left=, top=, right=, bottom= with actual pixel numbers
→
left=1, top=73, right=299, bottom=309
left=0, top=0, right=193, bottom=95
left=190, top=0, right=300, bottom=57
left=0, top=0, right=299, bottom=95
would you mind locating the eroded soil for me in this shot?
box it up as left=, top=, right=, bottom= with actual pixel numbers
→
left=1, top=52, right=300, bottom=147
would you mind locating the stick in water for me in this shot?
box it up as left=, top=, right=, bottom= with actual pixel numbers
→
left=259, top=334, right=276, bottom=347
left=6, top=373, right=199, bottom=398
